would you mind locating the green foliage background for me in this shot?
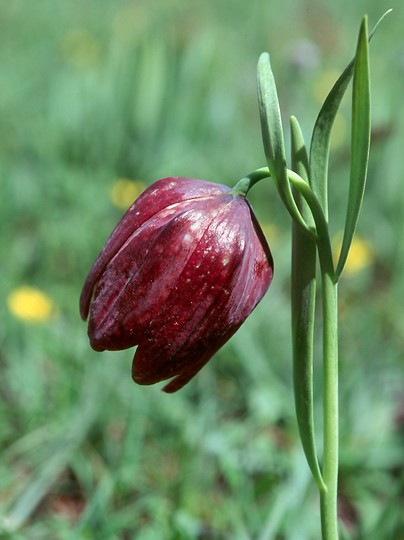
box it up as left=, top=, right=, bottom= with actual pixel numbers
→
left=1, top=1, right=403, bottom=538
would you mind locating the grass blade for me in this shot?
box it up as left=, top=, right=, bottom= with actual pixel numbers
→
left=335, top=17, right=370, bottom=279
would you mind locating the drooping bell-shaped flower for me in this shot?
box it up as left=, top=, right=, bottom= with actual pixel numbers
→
left=80, top=177, right=273, bottom=393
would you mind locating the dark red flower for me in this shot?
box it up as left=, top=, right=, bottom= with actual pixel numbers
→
left=80, top=177, right=273, bottom=393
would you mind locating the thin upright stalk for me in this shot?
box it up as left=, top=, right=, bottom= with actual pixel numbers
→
left=319, top=271, right=339, bottom=540
left=242, top=165, right=340, bottom=538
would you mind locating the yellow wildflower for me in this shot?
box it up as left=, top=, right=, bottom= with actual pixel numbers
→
left=110, top=179, right=147, bottom=210
left=7, top=287, right=56, bottom=323
left=333, top=235, right=375, bottom=277
left=60, top=29, right=100, bottom=70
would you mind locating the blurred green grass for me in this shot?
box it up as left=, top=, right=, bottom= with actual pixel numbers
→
left=1, top=1, right=403, bottom=538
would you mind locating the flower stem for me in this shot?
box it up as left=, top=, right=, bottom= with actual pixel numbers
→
left=231, top=168, right=273, bottom=196
left=319, top=271, right=339, bottom=540
left=240, top=165, right=340, bottom=538
left=288, top=171, right=340, bottom=538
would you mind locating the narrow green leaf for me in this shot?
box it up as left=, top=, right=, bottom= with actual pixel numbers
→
left=335, top=17, right=370, bottom=279
left=257, top=53, right=312, bottom=235
left=309, top=10, right=391, bottom=220
left=290, top=116, right=326, bottom=492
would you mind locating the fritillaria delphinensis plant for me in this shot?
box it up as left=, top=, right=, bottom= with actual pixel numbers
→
left=80, top=13, right=390, bottom=539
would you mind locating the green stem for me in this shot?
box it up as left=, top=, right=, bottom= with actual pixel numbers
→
left=289, top=170, right=340, bottom=539
left=235, top=167, right=330, bottom=246
left=320, top=272, right=339, bottom=540
left=289, top=171, right=338, bottom=540
left=232, top=169, right=273, bottom=196
left=290, top=168, right=340, bottom=539
left=236, top=165, right=339, bottom=538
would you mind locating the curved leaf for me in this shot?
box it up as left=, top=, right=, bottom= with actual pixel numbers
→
left=257, top=53, right=312, bottom=235
left=309, top=10, right=391, bottom=220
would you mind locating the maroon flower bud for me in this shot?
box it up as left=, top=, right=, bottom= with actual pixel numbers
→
left=80, top=177, right=273, bottom=393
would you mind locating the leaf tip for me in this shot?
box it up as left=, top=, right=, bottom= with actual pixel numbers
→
left=360, top=14, right=369, bottom=36
left=370, top=9, right=393, bottom=40
left=290, top=115, right=299, bottom=128
left=258, top=51, right=270, bottom=66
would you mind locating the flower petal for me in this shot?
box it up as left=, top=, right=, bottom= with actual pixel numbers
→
left=88, top=193, right=235, bottom=351
left=131, top=197, right=273, bottom=391
left=80, top=177, right=230, bottom=320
